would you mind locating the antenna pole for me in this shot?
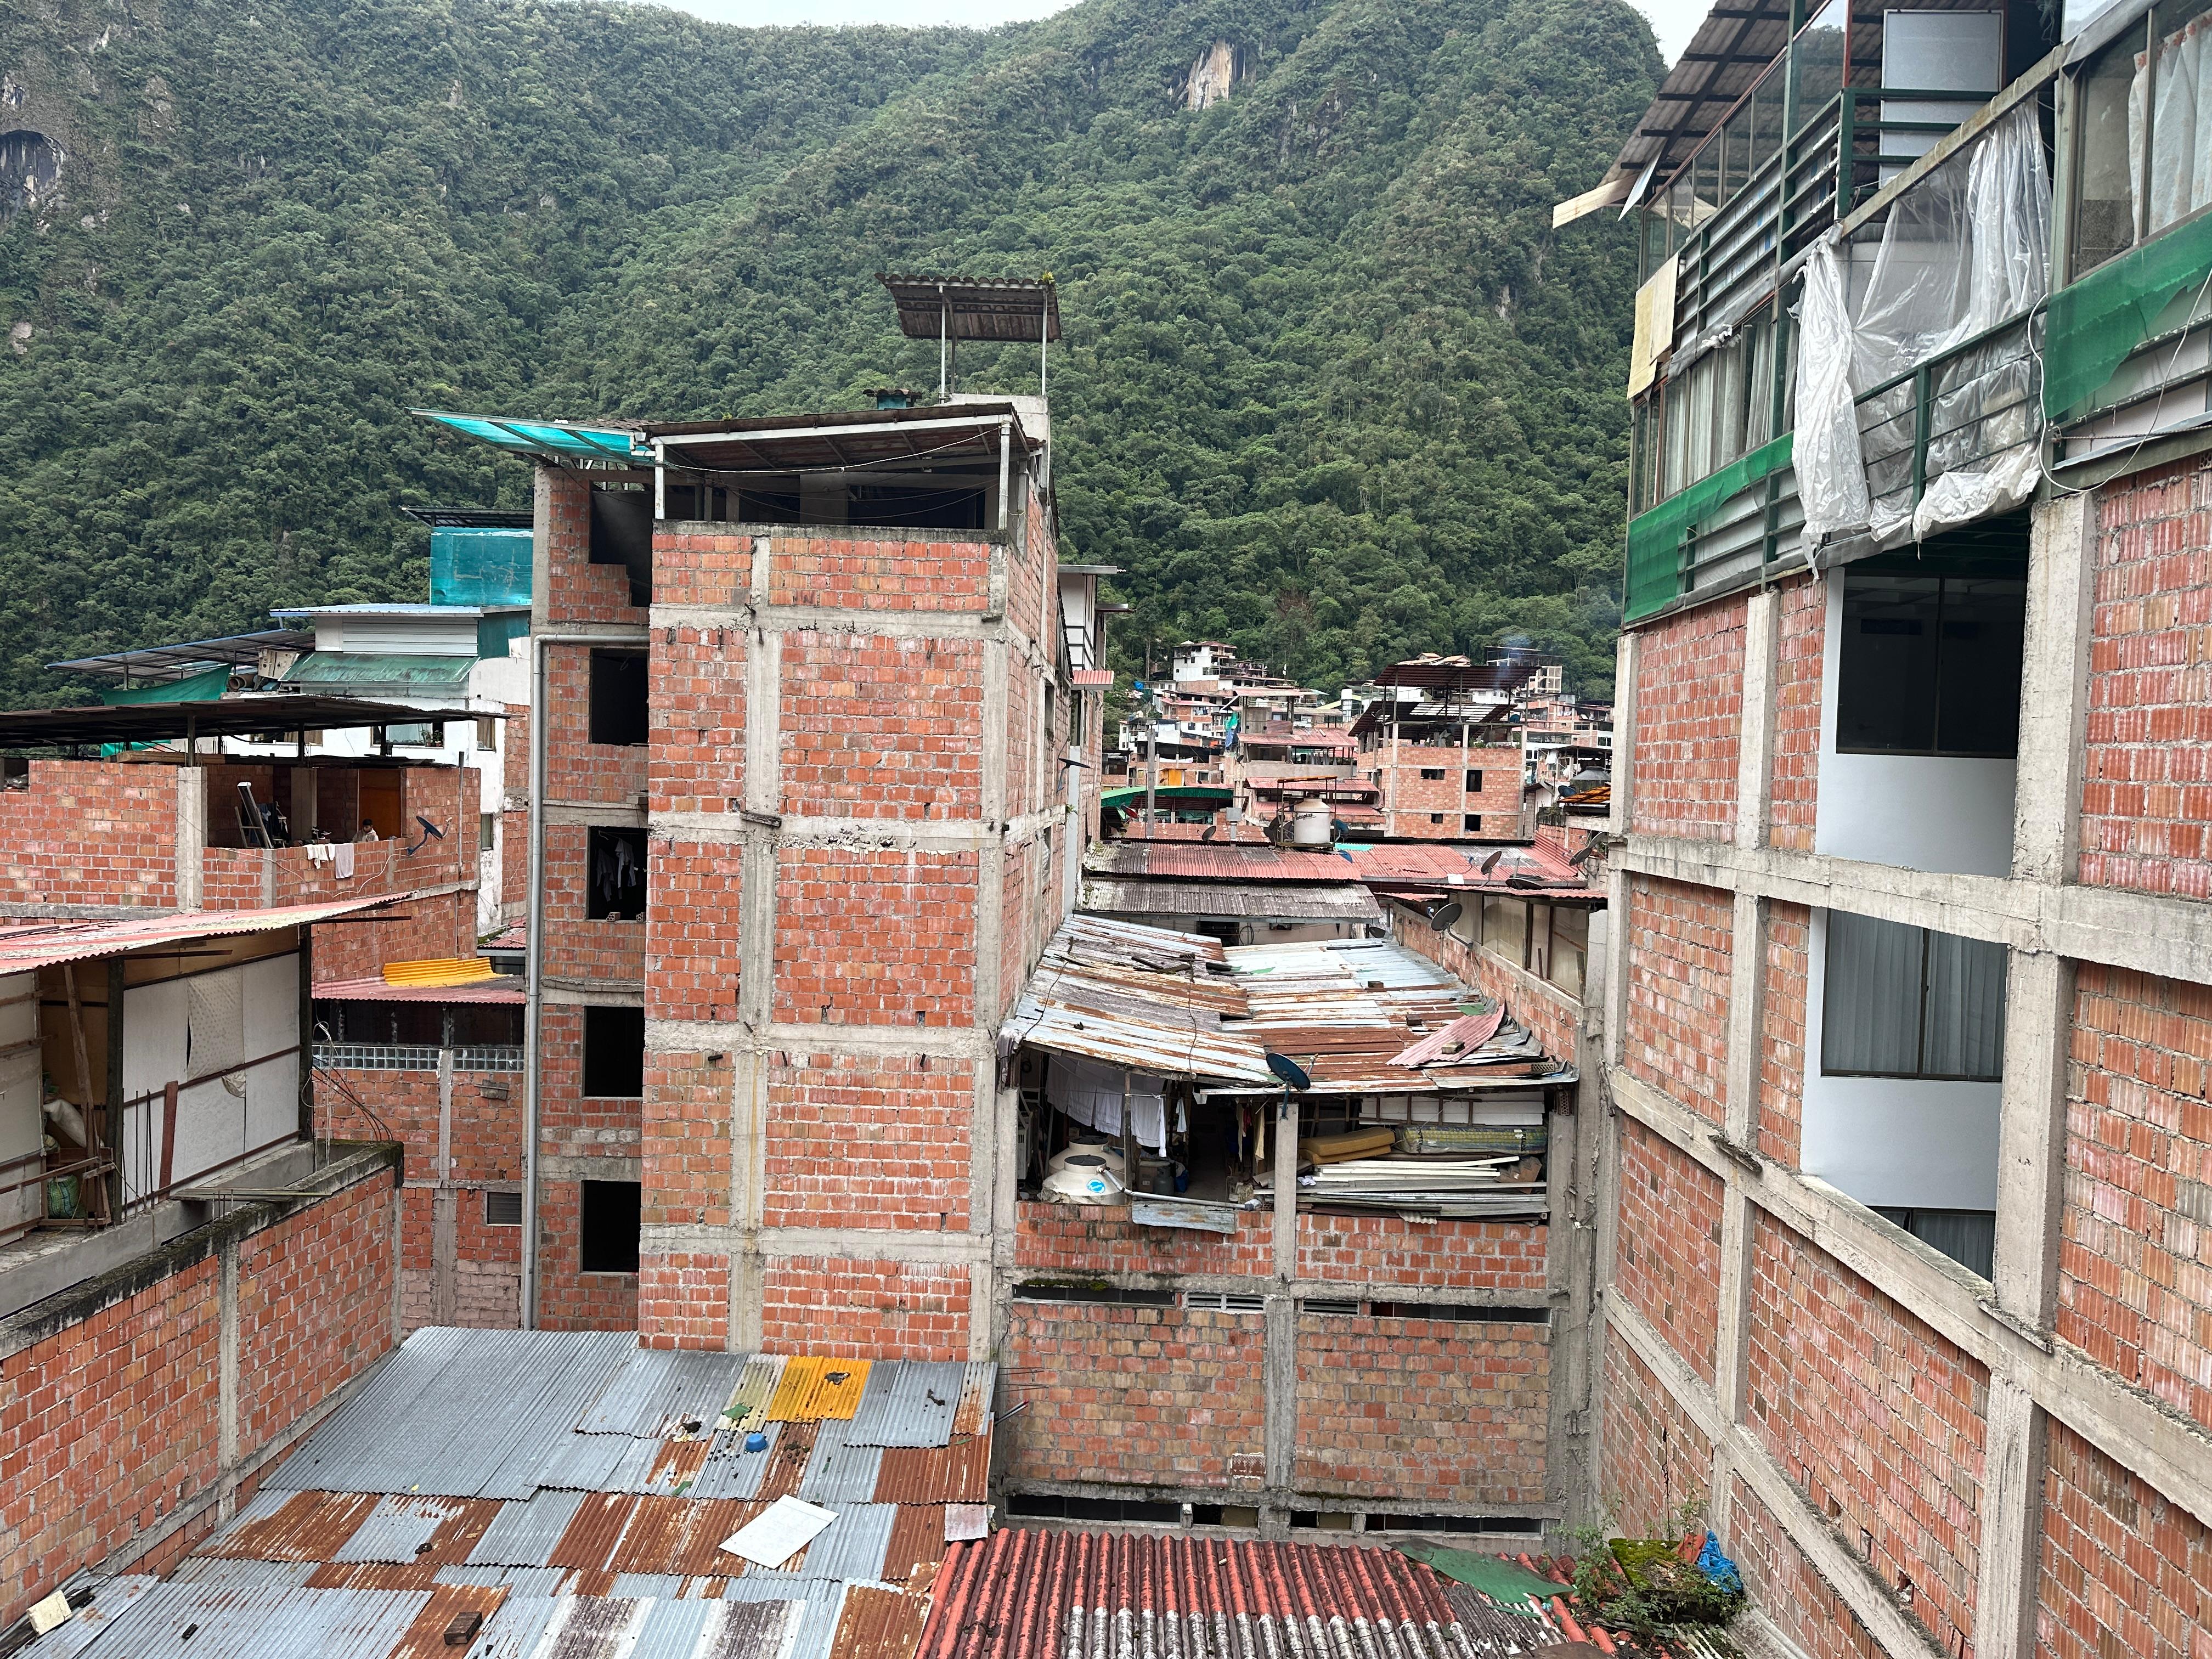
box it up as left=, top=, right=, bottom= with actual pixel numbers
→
left=1145, top=643, right=1157, bottom=833
left=939, top=287, right=949, bottom=401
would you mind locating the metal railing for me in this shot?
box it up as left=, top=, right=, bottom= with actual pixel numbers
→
left=1855, top=312, right=2043, bottom=522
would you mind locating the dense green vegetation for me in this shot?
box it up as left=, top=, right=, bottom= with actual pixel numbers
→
left=0, top=0, right=1656, bottom=704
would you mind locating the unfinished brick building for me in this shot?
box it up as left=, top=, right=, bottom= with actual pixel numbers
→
left=1353, top=658, right=1528, bottom=839
left=1574, top=0, right=2212, bottom=1649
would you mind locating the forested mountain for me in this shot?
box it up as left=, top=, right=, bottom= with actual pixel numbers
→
left=0, top=0, right=1657, bottom=704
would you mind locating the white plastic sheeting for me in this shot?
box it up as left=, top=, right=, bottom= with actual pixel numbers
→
left=1792, top=105, right=2052, bottom=547
left=2134, top=12, right=2212, bottom=238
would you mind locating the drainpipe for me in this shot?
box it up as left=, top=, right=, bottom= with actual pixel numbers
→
left=522, top=628, right=613, bottom=1329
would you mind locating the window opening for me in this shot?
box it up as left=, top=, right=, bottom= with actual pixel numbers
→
left=1871, top=1205, right=1995, bottom=1279
left=486, top=1190, right=523, bottom=1227
left=582, top=1005, right=646, bottom=1098
left=586, top=827, right=647, bottom=921
left=1836, top=568, right=2025, bottom=757
left=588, top=651, right=650, bottom=747
left=579, top=1180, right=641, bottom=1274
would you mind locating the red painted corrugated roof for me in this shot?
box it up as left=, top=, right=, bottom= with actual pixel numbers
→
left=1088, top=842, right=1356, bottom=883
left=312, top=974, right=526, bottom=1005
left=0, top=894, right=409, bottom=975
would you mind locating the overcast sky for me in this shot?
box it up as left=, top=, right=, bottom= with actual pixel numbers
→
left=665, top=0, right=1706, bottom=65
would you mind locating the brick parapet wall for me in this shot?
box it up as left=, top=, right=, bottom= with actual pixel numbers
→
left=765, top=531, right=994, bottom=612
left=1613, top=1120, right=1723, bottom=1385
left=1622, top=875, right=1733, bottom=1125
left=0, top=1157, right=397, bottom=1626
left=2059, top=963, right=2212, bottom=1435
left=1629, top=595, right=1745, bottom=840
left=2079, top=452, right=2212, bottom=898
left=1744, top=1213, right=1987, bottom=1653
left=1768, top=575, right=1825, bottom=853
left=1002, top=1302, right=1266, bottom=1487
left=1291, top=1311, right=1548, bottom=1504
left=309, top=892, right=478, bottom=985
left=0, top=760, right=179, bottom=910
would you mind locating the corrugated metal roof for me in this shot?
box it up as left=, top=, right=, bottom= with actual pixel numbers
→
left=436, top=1565, right=576, bottom=1596
left=756, top=1419, right=821, bottom=1501
left=765, top=1357, right=872, bottom=1422
left=951, top=1365, right=993, bottom=1439
left=830, top=1583, right=933, bottom=1659
left=53, top=1582, right=435, bottom=1659
left=18, top=1575, right=160, bottom=1657
left=468, top=1593, right=565, bottom=1659
left=797, top=1418, right=885, bottom=1505
left=0, top=895, right=408, bottom=977
left=883, top=1505, right=949, bottom=1588
left=721, top=1355, right=789, bottom=1432
left=797, top=1504, right=897, bottom=1583
left=580, top=1347, right=748, bottom=1437
left=1081, top=877, right=1384, bottom=922
left=1087, top=842, right=1358, bottom=883
left=710, top=1593, right=811, bottom=1659
left=611, top=1497, right=753, bottom=1577
left=204, top=1490, right=383, bottom=1560
left=169, top=1558, right=321, bottom=1589
left=468, top=1490, right=589, bottom=1568
left=873, top=1437, right=990, bottom=1505
left=845, top=1362, right=965, bottom=1448
left=313, top=974, right=526, bottom=1005
left=385, top=1583, right=511, bottom=1659
left=630, top=1596, right=724, bottom=1659
left=330, top=1494, right=499, bottom=1565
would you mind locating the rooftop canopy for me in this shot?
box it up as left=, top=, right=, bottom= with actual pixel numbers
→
left=0, top=894, right=405, bottom=975
left=397, top=505, right=534, bottom=529
left=877, top=273, right=1059, bottom=342
left=644, top=401, right=1036, bottom=476
left=0, top=696, right=500, bottom=751
left=49, top=628, right=315, bottom=685
left=413, top=408, right=648, bottom=465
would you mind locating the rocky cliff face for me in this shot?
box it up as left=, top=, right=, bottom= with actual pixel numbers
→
left=1183, top=39, right=1254, bottom=110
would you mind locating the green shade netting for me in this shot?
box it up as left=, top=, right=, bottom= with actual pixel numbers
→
left=99, top=664, right=232, bottom=704
left=1393, top=1542, right=1560, bottom=1612
left=2044, top=211, right=2212, bottom=421
left=1623, top=433, right=1793, bottom=623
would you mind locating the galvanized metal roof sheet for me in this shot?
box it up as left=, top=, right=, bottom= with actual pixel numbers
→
left=168, top=1558, right=321, bottom=1589
left=435, top=1565, right=577, bottom=1596
left=829, top=1583, right=934, bottom=1659
left=386, top=1584, right=511, bottom=1659
left=1082, top=877, right=1384, bottom=922
left=798, top=1504, right=896, bottom=1583
left=688, top=1424, right=780, bottom=1500
left=202, top=1489, right=383, bottom=1560
left=330, top=1493, right=484, bottom=1564
left=845, top=1362, right=965, bottom=1448
left=58, top=1582, right=433, bottom=1659
left=18, top=1575, right=159, bottom=1658
left=798, top=1417, right=886, bottom=1505
left=467, top=1490, right=589, bottom=1568
left=630, top=1595, right=726, bottom=1659
left=578, top=1347, right=748, bottom=1437
left=951, top=1365, right=994, bottom=1439
left=710, top=1593, right=811, bottom=1659
left=467, top=1593, right=565, bottom=1659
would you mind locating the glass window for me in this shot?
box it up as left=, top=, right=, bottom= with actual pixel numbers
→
left=1526, top=902, right=1553, bottom=976
left=1792, top=0, right=1850, bottom=133
left=1550, top=907, right=1589, bottom=999
left=2145, top=0, right=2212, bottom=235
left=1822, top=912, right=2007, bottom=1080
left=1835, top=572, right=2025, bottom=757
left=2073, top=35, right=2139, bottom=272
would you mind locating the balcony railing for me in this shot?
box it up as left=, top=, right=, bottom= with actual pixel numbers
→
left=1857, top=313, right=2042, bottom=538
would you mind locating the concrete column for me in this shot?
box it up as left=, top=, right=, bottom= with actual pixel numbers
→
left=1972, top=1375, right=2049, bottom=1659
left=433, top=1045, right=458, bottom=1325
left=1734, top=589, right=1779, bottom=851
left=2012, top=491, right=2099, bottom=885
left=1708, top=891, right=1768, bottom=1539
left=1993, top=949, right=2073, bottom=1331
left=1610, top=630, right=1640, bottom=840
left=175, top=766, right=206, bottom=908
left=1262, top=1292, right=1296, bottom=1510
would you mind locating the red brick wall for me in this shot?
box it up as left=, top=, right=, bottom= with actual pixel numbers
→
left=1599, top=1329, right=1713, bottom=1534
left=501, top=703, right=529, bottom=923
left=1001, top=1302, right=1265, bottom=1487
left=778, top=634, right=984, bottom=821
left=544, top=644, right=648, bottom=806
left=638, top=1254, right=731, bottom=1353
left=2079, top=452, right=2212, bottom=899
left=642, top=1049, right=729, bottom=1232
left=543, top=469, right=647, bottom=628
left=2059, top=964, right=2212, bottom=1434
left=765, top=531, right=992, bottom=612
left=1745, top=1213, right=1987, bottom=1650
left=758, top=1258, right=970, bottom=1359
left=764, top=1052, right=975, bottom=1232
left=1629, top=595, right=1746, bottom=841
left=653, top=526, right=753, bottom=611
left=1622, top=875, right=1734, bottom=1125
left=650, top=624, right=747, bottom=817
left=645, top=839, right=746, bottom=1025
left=2036, top=1419, right=2211, bottom=1659
left=0, top=760, right=178, bottom=910
left=1758, top=901, right=1810, bottom=1166
left=1298, top=1214, right=1549, bottom=1295
left=1291, top=1311, right=1548, bottom=1505
left=1013, top=1204, right=1274, bottom=1279
left=540, top=823, right=645, bottom=984
left=1613, top=1120, right=1723, bottom=1384
left=536, top=1179, right=640, bottom=1331
left=0, top=1168, right=396, bottom=1626
left=1375, top=744, right=1521, bottom=838
left=772, top=847, right=977, bottom=1027
left=1768, top=575, right=1825, bottom=853
left=1726, top=1479, right=1887, bottom=1659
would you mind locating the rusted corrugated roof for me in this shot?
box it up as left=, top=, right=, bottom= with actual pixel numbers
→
left=0, top=894, right=409, bottom=976
left=873, top=1437, right=990, bottom=1505
left=381, top=1582, right=509, bottom=1659
left=1081, top=877, right=1383, bottom=923
left=608, top=1496, right=752, bottom=1576
left=547, top=1492, right=644, bottom=1572
left=950, top=1364, right=993, bottom=1438
left=830, top=1583, right=934, bottom=1659
left=206, top=1491, right=383, bottom=1561
left=311, top=975, right=526, bottom=1005
left=883, top=1506, right=949, bottom=1588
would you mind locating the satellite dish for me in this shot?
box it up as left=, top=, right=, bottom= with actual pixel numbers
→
left=1265, top=1052, right=1312, bottom=1092
left=1428, top=900, right=1463, bottom=933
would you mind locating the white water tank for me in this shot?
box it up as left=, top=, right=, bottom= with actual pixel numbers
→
left=1290, top=798, right=1333, bottom=848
